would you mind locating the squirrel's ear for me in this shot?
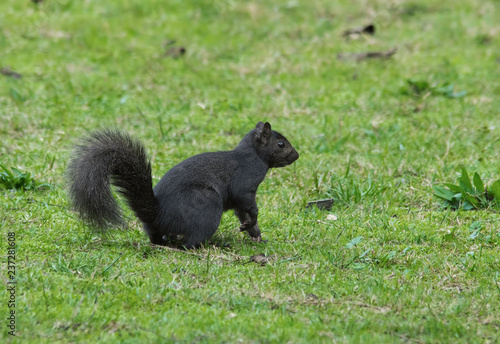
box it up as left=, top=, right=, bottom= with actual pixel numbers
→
left=254, top=121, right=272, bottom=144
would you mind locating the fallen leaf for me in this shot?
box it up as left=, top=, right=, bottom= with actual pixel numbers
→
left=306, top=198, right=334, bottom=210
left=249, top=254, right=277, bottom=265
left=1, top=67, right=22, bottom=79
left=337, top=48, right=397, bottom=62
left=343, top=24, right=375, bottom=37
left=165, top=46, right=186, bottom=58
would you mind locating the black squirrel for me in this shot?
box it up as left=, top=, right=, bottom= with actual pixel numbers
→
left=66, top=122, right=299, bottom=248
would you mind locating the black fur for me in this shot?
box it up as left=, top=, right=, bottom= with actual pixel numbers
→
left=66, top=122, right=299, bottom=248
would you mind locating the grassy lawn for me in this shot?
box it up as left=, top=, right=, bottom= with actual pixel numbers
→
left=1, top=0, right=499, bottom=342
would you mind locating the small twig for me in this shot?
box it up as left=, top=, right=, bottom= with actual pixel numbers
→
left=26, top=198, right=66, bottom=208
left=136, top=106, right=148, bottom=121
left=334, top=227, right=346, bottom=244
left=277, top=255, right=300, bottom=264
left=337, top=48, right=397, bottom=62
left=101, top=253, right=125, bottom=276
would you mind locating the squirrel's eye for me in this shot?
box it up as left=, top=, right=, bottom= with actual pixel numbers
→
left=277, top=141, right=285, bottom=148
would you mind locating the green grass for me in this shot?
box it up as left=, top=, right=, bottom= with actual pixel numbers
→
left=1, top=0, right=500, bottom=342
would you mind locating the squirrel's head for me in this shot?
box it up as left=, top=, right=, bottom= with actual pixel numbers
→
left=253, top=122, right=299, bottom=168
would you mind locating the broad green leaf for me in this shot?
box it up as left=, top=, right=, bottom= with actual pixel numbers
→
left=382, top=250, right=397, bottom=261
left=469, top=221, right=483, bottom=240
left=352, top=263, right=367, bottom=270
left=459, top=168, right=473, bottom=193
left=449, top=90, right=467, bottom=98
left=434, top=84, right=454, bottom=95
left=473, top=173, right=485, bottom=194
left=37, top=182, right=51, bottom=189
left=476, top=188, right=487, bottom=204
left=433, top=186, right=455, bottom=201
left=444, top=183, right=461, bottom=193
left=359, top=249, right=370, bottom=258
left=462, top=193, right=479, bottom=209
left=442, top=198, right=461, bottom=210
left=469, top=229, right=481, bottom=240
left=468, top=221, right=482, bottom=232
left=402, top=246, right=413, bottom=255
left=488, top=180, right=500, bottom=203
left=11, top=167, right=24, bottom=177
left=0, top=165, right=47, bottom=191
left=407, top=79, right=430, bottom=93
left=0, top=164, right=15, bottom=179
left=346, top=236, right=363, bottom=248
left=459, top=180, right=473, bottom=196
left=462, top=201, right=475, bottom=210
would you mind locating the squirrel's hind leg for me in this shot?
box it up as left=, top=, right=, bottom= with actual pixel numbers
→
left=143, top=223, right=166, bottom=245
left=180, top=190, right=224, bottom=249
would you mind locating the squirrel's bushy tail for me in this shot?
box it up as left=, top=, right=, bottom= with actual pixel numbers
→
left=66, top=130, right=157, bottom=228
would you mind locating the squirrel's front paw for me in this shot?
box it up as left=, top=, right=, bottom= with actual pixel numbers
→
left=239, top=221, right=248, bottom=231
left=240, top=220, right=255, bottom=231
left=240, top=221, right=263, bottom=242
left=251, top=235, right=262, bottom=242
left=250, top=236, right=268, bottom=244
